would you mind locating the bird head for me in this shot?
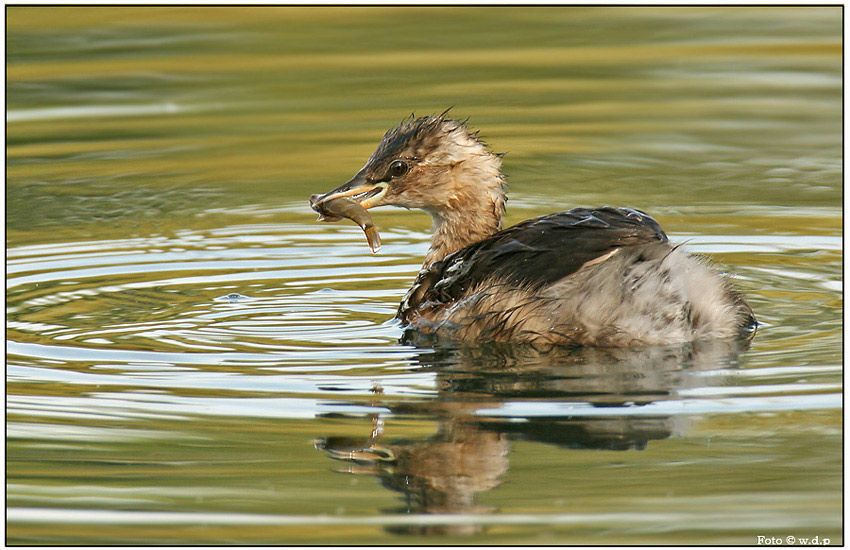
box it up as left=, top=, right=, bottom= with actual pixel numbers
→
left=310, top=113, right=505, bottom=217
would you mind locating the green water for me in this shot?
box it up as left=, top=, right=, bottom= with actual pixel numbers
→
left=6, top=6, right=842, bottom=545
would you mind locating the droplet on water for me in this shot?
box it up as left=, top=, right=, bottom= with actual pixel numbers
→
left=214, top=292, right=251, bottom=302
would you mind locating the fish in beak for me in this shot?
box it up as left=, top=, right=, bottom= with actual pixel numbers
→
left=310, top=169, right=387, bottom=253
left=309, top=169, right=389, bottom=217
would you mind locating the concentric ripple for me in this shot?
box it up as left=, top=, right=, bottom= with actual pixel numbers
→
left=6, top=203, right=843, bottom=419
left=7, top=217, right=423, bottom=372
left=6, top=6, right=843, bottom=544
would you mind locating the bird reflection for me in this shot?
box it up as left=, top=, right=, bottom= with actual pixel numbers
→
left=314, top=339, right=748, bottom=535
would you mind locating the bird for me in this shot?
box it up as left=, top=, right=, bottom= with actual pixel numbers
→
left=310, top=113, right=756, bottom=347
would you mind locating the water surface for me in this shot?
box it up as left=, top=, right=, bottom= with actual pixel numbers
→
left=6, top=6, right=842, bottom=545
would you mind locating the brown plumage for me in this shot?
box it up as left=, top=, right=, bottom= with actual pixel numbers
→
left=310, top=113, right=756, bottom=347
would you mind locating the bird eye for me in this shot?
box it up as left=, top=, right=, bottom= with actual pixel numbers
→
left=389, top=160, right=409, bottom=178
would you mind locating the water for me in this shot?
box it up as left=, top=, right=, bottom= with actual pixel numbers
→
left=6, top=6, right=842, bottom=545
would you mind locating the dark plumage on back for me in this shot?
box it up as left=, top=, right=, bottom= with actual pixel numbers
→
left=311, top=114, right=756, bottom=347
left=398, top=207, right=668, bottom=322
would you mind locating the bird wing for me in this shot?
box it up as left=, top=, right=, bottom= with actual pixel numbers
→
left=400, top=207, right=668, bottom=319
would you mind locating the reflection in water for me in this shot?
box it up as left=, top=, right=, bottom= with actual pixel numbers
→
left=316, top=339, right=747, bottom=535
left=6, top=5, right=841, bottom=544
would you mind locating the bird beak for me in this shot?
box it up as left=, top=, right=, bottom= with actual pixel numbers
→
left=309, top=169, right=389, bottom=213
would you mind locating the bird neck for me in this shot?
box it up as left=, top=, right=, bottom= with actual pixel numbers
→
left=423, top=163, right=506, bottom=268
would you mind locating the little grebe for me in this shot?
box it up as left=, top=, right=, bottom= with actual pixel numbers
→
left=310, top=114, right=756, bottom=347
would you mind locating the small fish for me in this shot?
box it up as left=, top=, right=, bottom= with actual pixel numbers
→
left=310, top=195, right=381, bottom=253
